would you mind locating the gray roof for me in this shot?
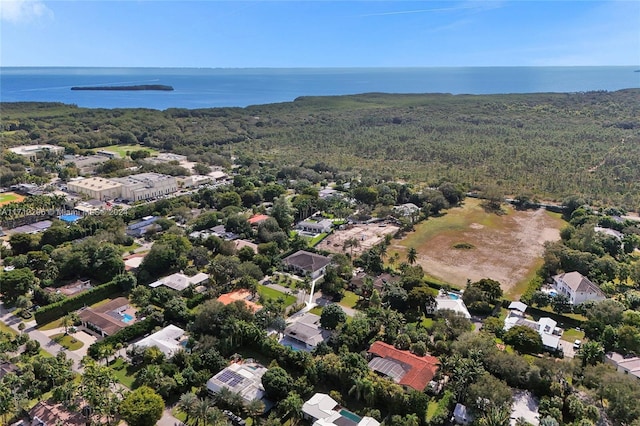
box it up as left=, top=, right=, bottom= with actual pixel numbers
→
left=283, top=250, right=332, bottom=273
left=368, top=357, right=407, bottom=383
left=553, top=272, right=604, bottom=296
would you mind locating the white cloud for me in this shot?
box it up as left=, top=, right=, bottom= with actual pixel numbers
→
left=0, top=0, right=53, bottom=24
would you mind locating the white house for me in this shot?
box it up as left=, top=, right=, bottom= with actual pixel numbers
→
left=504, top=302, right=563, bottom=352
left=606, top=352, right=640, bottom=381
left=131, top=324, right=186, bottom=357
left=296, top=219, right=333, bottom=234
left=206, top=362, right=272, bottom=412
left=149, top=272, right=209, bottom=292
left=302, top=393, right=380, bottom=426
left=552, top=271, right=606, bottom=305
left=281, top=313, right=330, bottom=352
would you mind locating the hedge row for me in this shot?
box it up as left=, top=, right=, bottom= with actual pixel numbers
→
left=34, top=280, right=121, bottom=325
left=88, top=316, right=161, bottom=359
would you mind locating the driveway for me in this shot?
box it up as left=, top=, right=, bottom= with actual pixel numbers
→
left=560, top=339, right=578, bottom=359
left=40, top=326, right=97, bottom=358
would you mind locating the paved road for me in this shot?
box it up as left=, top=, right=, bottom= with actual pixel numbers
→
left=1, top=303, right=183, bottom=426
left=0, top=303, right=84, bottom=372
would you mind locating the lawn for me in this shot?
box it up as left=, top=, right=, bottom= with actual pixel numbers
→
left=99, top=144, right=159, bottom=159
left=110, top=358, right=138, bottom=389
left=0, top=321, right=17, bottom=335
left=37, top=318, right=63, bottom=331
left=51, top=333, right=84, bottom=350
left=257, top=285, right=296, bottom=307
left=308, top=232, right=329, bottom=247
left=338, top=291, right=359, bottom=309
left=0, top=192, right=24, bottom=206
left=562, top=328, right=585, bottom=342
left=309, top=306, right=323, bottom=316
left=426, top=400, right=439, bottom=421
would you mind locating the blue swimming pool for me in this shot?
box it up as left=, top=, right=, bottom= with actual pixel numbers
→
left=340, top=409, right=362, bottom=423
left=122, top=313, right=134, bottom=323
left=448, top=292, right=460, bottom=300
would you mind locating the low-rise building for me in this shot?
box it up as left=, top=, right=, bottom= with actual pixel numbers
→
left=78, top=297, right=136, bottom=338
left=206, top=362, right=272, bottom=412
left=149, top=272, right=209, bottom=292
left=217, top=289, right=261, bottom=312
left=248, top=214, right=270, bottom=226
left=16, top=400, right=87, bottom=426
left=126, top=216, right=160, bottom=237
left=67, top=177, right=123, bottom=201
left=296, top=218, right=333, bottom=234
left=131, top=324, right=186, bottom=357
left=302, top=393, right=380, bottom=426
left=504, top=302, right=563, bottom=352
left=452, top=403, right=473, bottom=425
left=9, top=144, right=64, bottom=161
left=281, top=313, right=330, bottom=351
left=282, top=250, right=332, bottom=279
left=63, top=154, right=110, bottom=175
left=552, top=271, right=606, bottom=305
left=426, top=293, right=472, bottom=319
left=112, top=172, right=178, bottom=201
left=367, top=341, right=440, bottom=391
left=606, top=352, right=640, bottom=380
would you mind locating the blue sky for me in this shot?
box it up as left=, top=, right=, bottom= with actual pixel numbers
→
left=1, top=1, right=638, bottom=67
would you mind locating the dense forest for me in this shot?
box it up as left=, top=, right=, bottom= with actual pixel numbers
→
left=1, top=89, right=639, bottom=209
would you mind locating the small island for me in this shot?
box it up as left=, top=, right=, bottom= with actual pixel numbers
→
left=71, top=84, right=174, bottom=91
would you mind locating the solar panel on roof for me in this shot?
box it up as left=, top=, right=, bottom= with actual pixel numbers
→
left=217, top=370, right=244, bottom=387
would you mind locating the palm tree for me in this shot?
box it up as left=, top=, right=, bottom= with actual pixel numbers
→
left=278, top=392, right=303, bottom=426
left=205, top=406, right=229, bottom=426
left=193, top=398, right=212, bottom=426
left=477, top=406, right=511, bottom=426
left=245, top=399, right=265, bottom=426
left=178, top=392, right=198, bottom=424
left=407, top=247, right=418, bottom=265
left=578, top=341, right=605, bottom=369
left=61, top=314, right=73, bottom=335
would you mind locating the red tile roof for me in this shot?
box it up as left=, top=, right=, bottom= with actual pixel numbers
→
left=368, top=341, right=439, bottom=391
left=248, top=214, right=270, bottom=225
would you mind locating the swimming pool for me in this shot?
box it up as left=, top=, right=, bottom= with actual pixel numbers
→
left=448, top=292, right=460, bottom=300
left=339, top=409, right=362, bottom=423
left=122, top=313, right=134, bottom=323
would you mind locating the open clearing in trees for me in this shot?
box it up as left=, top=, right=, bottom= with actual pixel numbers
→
left=391, top=198, right=565, bottom=294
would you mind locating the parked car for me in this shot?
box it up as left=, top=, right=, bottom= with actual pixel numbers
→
left=573, top=339, right=582, bottom=349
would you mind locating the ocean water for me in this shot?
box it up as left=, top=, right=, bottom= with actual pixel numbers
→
left=1, top=66, right=638, bottom=110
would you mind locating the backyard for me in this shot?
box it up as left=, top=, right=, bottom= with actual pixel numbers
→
left=99, top=144, right=159, bottom=158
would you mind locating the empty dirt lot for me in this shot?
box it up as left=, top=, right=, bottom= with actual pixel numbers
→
left=317, top=223, right=400, bottom=257
left=391, top=198, right=564, bottom=294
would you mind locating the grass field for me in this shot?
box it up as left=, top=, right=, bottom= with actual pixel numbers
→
left=0, top=192, right=25, bottom=206
left=51, top=333, right=84, bottom=350
left=99, top=144, right=159, bottom=158
left=257, top=285, right=297, bottom=307
left=391, top=198, right=565, bottom=296
left=110, top=358, right=137, bottom=389
left=338, top=291, right=359, bottom=309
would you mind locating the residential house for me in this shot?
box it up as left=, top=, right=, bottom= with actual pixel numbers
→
left=426, top=292, right=472, bottom=319
left=206, top=362, right=272, bottom=412
left=14, top=400, right=87, bottom=426
left=248, top=214, right=270, bottom=226
left=504, top=302, right=563, bottom=352
left=281, top=313, right=330, bottom=352
left=282, top=250, right=332, bottom=279
left=606, top=352, right=640, bottom=381
left=367, top=341, right=440, bottom=391
left=217, top=289, right=261, bottom=312
left=393, top=203, right=420, bottom=217
left=78, top=297, right=136, bottom=338
left=126, top=216, right=160, bottom=237
left=350, top=272, right=400, bottom=293
left=552, top=271, right=606, bottom=305
left=594, top=226, right=624, bottom=240
left=234, top=239, right=258, bottom=253
left=149, top=272, right=209, bottom=292
left=452, top=403, right=472, bottom=425
left=296, top=218, right=333, bottom=234
left=131, top=324, right=186, bottom=358
left=302, top=393, right=380, bottom=426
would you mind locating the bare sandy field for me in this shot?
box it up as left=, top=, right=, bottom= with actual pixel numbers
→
left=391, top=199, right=564, bottom=293
left=317, top=222, right=400, bottom=257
